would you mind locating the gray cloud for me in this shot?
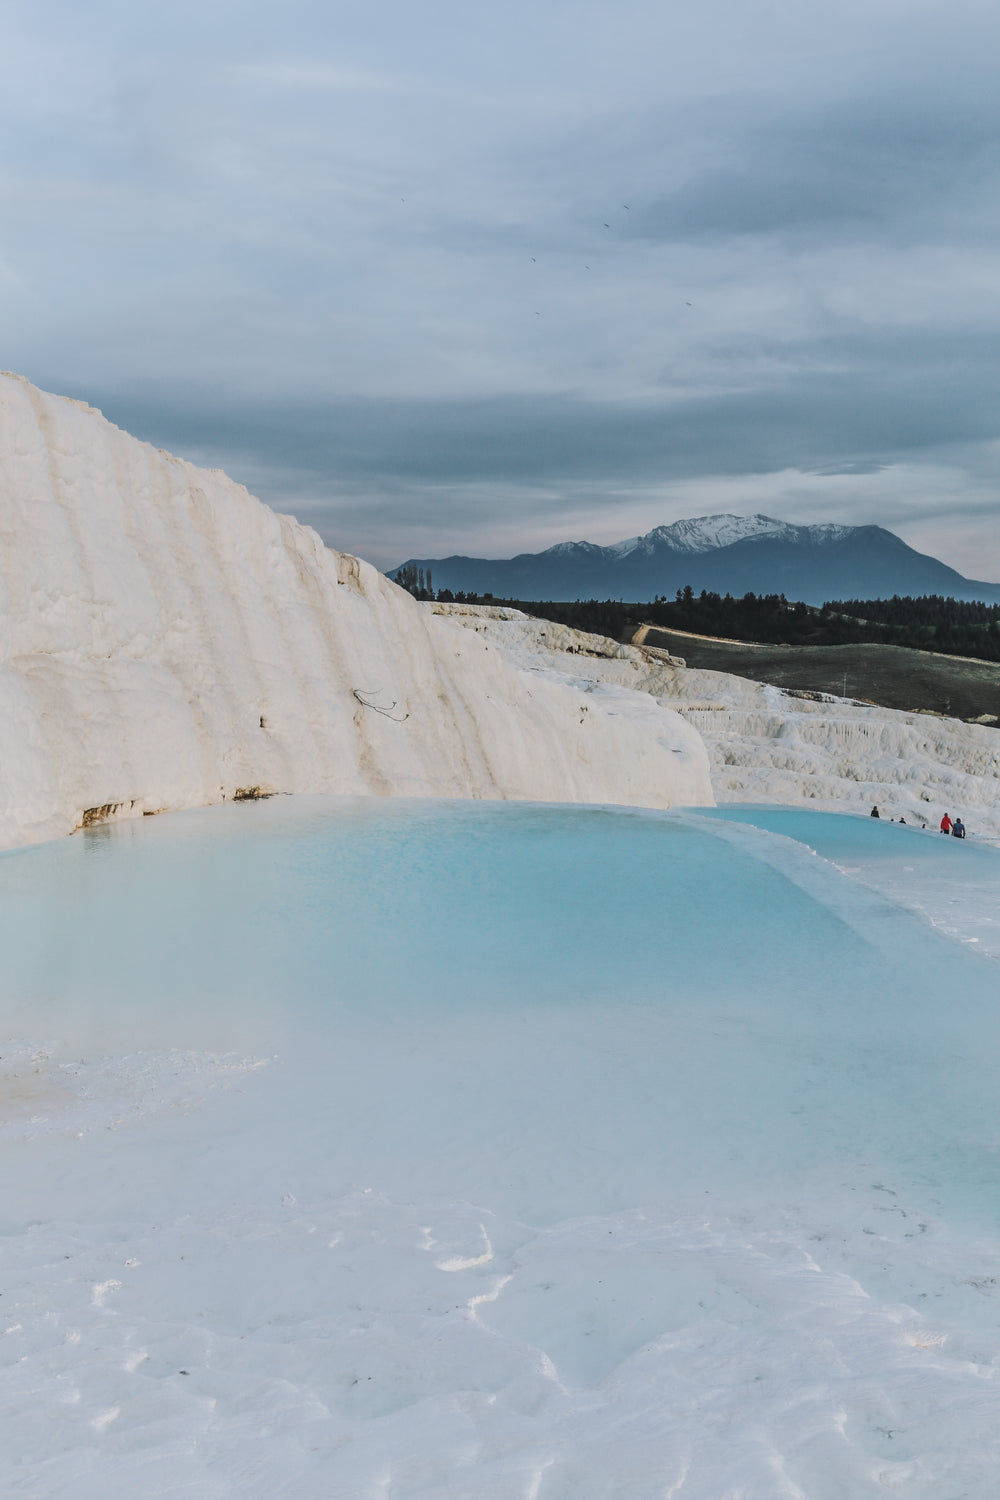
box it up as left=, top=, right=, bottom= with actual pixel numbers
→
left=92, top=313, right=1000, bottom=491
left=5, top=0, right=1000, bottom=578
left=622, top=90, right=1000, bottom=243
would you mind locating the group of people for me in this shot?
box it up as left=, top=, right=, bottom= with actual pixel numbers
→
left=869, top=805, right=967, bottom=837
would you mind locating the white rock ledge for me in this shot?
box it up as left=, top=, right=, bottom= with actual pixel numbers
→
left=0, top=374, right=713, bottom=851
left=436, top=607, right=1000, bottom=836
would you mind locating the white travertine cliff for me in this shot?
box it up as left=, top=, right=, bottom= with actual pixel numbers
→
left=432, top=605, right=1000, bottom=836
left=0, top=374, right=712, bottom=850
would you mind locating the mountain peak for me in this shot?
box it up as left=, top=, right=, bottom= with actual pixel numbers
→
left=540, top=539, right=608, bottom=558
left=610, top=515, right=783, bottom=558
left=611, top=514, right=858, bottom=558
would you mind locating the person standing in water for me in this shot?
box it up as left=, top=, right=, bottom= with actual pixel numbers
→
left=870, top=805, right=880, bottom=818
left=940, top=813, right=953, bottom=834
left=953, top=817, right=966, bottom=839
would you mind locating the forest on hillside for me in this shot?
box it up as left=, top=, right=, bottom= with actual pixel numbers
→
left=392, top=567, right=1000, bottom=663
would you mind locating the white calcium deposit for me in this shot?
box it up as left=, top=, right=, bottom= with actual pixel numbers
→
left=430, top=605, right=1000, bottom=836
left=0, top=374, right=711, bottom=851
left=6, top=366, right=995, bottom=857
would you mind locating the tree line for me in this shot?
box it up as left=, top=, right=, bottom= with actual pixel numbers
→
left=394, top=574, right=1000, bottom=663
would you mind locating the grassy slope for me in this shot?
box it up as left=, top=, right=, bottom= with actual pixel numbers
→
left=640, top=628, right=1000, bottom=722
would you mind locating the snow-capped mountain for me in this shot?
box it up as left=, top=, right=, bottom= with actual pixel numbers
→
left=541, top=539, right=610, bottom=558
left=391, top=514, right=1000, bottom=605
left=610, top=515, right=855, bottom=558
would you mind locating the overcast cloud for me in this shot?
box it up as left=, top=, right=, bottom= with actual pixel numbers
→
left=3, top=0, right=1000, bottom=576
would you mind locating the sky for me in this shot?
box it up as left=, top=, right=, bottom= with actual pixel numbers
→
left=3, top=0, right=1000, bottom=578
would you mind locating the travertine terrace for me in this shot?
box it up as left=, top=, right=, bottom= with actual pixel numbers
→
left=0, top=375, right=711, bottom=850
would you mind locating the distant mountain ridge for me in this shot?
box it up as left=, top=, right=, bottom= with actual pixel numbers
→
left=391, top=513, right=1000, bottom=606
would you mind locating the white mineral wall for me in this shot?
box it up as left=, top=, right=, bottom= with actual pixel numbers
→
left=432, top=606, right=1000, bottom=836
left=0, top=375, right=712, bottom=850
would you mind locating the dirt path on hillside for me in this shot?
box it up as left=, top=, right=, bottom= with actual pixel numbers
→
left=635, top=626, right=1000, bottom=722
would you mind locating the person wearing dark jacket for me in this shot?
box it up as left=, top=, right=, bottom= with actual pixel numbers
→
left=870, top=805, right=880, bottom=818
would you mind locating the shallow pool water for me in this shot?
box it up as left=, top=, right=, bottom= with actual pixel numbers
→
left=705, top=802, right=1000, bottom=961
left=2, top=798, right=999, bottom=1497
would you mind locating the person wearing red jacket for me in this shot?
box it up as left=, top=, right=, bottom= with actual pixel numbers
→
left=940, top=813, right=953, bottom=834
